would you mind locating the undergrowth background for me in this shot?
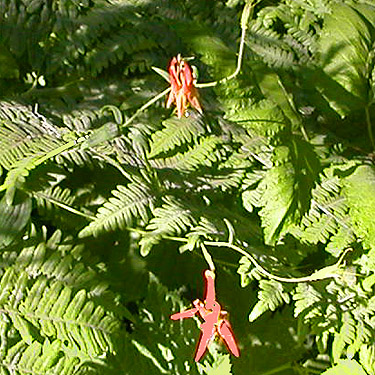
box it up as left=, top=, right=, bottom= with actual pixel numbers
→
left=1, top=0, right=375, bottom=374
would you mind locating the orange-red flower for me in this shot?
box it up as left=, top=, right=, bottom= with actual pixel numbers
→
left=166, top=55, right=203, bottom=118
left=170, top=270, right=240, bottom=362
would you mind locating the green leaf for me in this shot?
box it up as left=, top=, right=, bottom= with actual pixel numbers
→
left=151, top=66, right=170, bottom=82
left=148, top=116, right=205, bottom=158
left=332, top=312, right=356, bottom=363
left=201, top=354, right=232, bottom=375
left=258, top=158, right=295, bottom=245
left=318, top=3, right=375, bottom=115
left=10, top=314, right=34, bottom=345
left=0, top=194, right=32, bottom=248
left=321, top=359, right=368, bottom=375
left=343, top=165, right=375, bottom=250
left=249, top=280, right=290, bottom=322
left=153, top=135, right=222, bottom=172
left=257, top=138, right=319, bottom=245
left=225, top=99, right=286, bottom=137
left=79, top=180, right=155, bottom=238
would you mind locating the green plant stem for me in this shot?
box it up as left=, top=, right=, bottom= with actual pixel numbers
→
left=121, top=87, right=171, bottom=128
left=33, top=192, right=96, bottom=220
left=200, top=243, right=215, bottom=271
left=33, top=140, right=78, bottom=167
left=196, top=0, right=258, bottom=89
left=204, top=241, right=350, bottom=283
left=130, top=233, right=350, bottom=283
left=365, top=105, right=375, bottom=150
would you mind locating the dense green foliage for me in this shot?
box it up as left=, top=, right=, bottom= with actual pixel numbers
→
left=1, top=0, right=375, bottom=374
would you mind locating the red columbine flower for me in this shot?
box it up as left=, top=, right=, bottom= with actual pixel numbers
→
left=166, top=55, right=203, bottom=118
left=170, top=270, right=240, bottom=362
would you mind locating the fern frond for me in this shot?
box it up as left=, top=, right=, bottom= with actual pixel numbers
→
left=249, top=279, right=290, bottom=322
left=48, top=3, right=144, bottom=74
left=33, top=186, right=75, bottom=211
left=85, top=30, right=157, bottom=77
left=145, top=196, right=196, bottom=234
left=128, top=272, right=201, bottom=374
left=0, top=108, right=63, bottom=170
left=326, top=226, right=356, bottom=257
left=139, top=196, right=197, bottom=256
left=55, top=148, right=95, bottom=168
left=287, top=26, right=318, bottom=57
left=197, top=169, right=246, bottom=192
left=247, top=28, right=296, bottom=69
left=242, top=187, right=264, bottom=214
left=343, top=165, right=375, bottom=251
left=0, top=227, right=132, bottom=372
left=151, top=136, right=222, bottom=172
left=79, top=179, right=155, bottom=238
left=0, top=102, right=61, bottom=138
left=0, top=338, right=80, bottom=375
left=148, top=116, right=205, bottom=158
left=1, top=155, right=44, bottom=196
left=332, top=312, right=356, bottom=362
left=61, top=109, right=101, bottom=132
left=13, top=229, right=95, bottom=292
left=242, top=170, right=267, bottom=189
left=0, top=267, right=121, bottom=360
left=293, top=283, right=323, bottom=319
left=292, top=169, right=353, bottom=247
left=0, top=194, right=32, bottom=248
left=285, top=0, right=333, bottom=17
left=237, top=256, right=262, bottom=287
left=188, top=216, right=224, bottom=240
left=219, top=132, right=269, bottom=170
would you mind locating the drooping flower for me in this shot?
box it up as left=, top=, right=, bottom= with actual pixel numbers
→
left=166, top=55, right=203, bottom=118
left=170, top=270, right=240, bottom=361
